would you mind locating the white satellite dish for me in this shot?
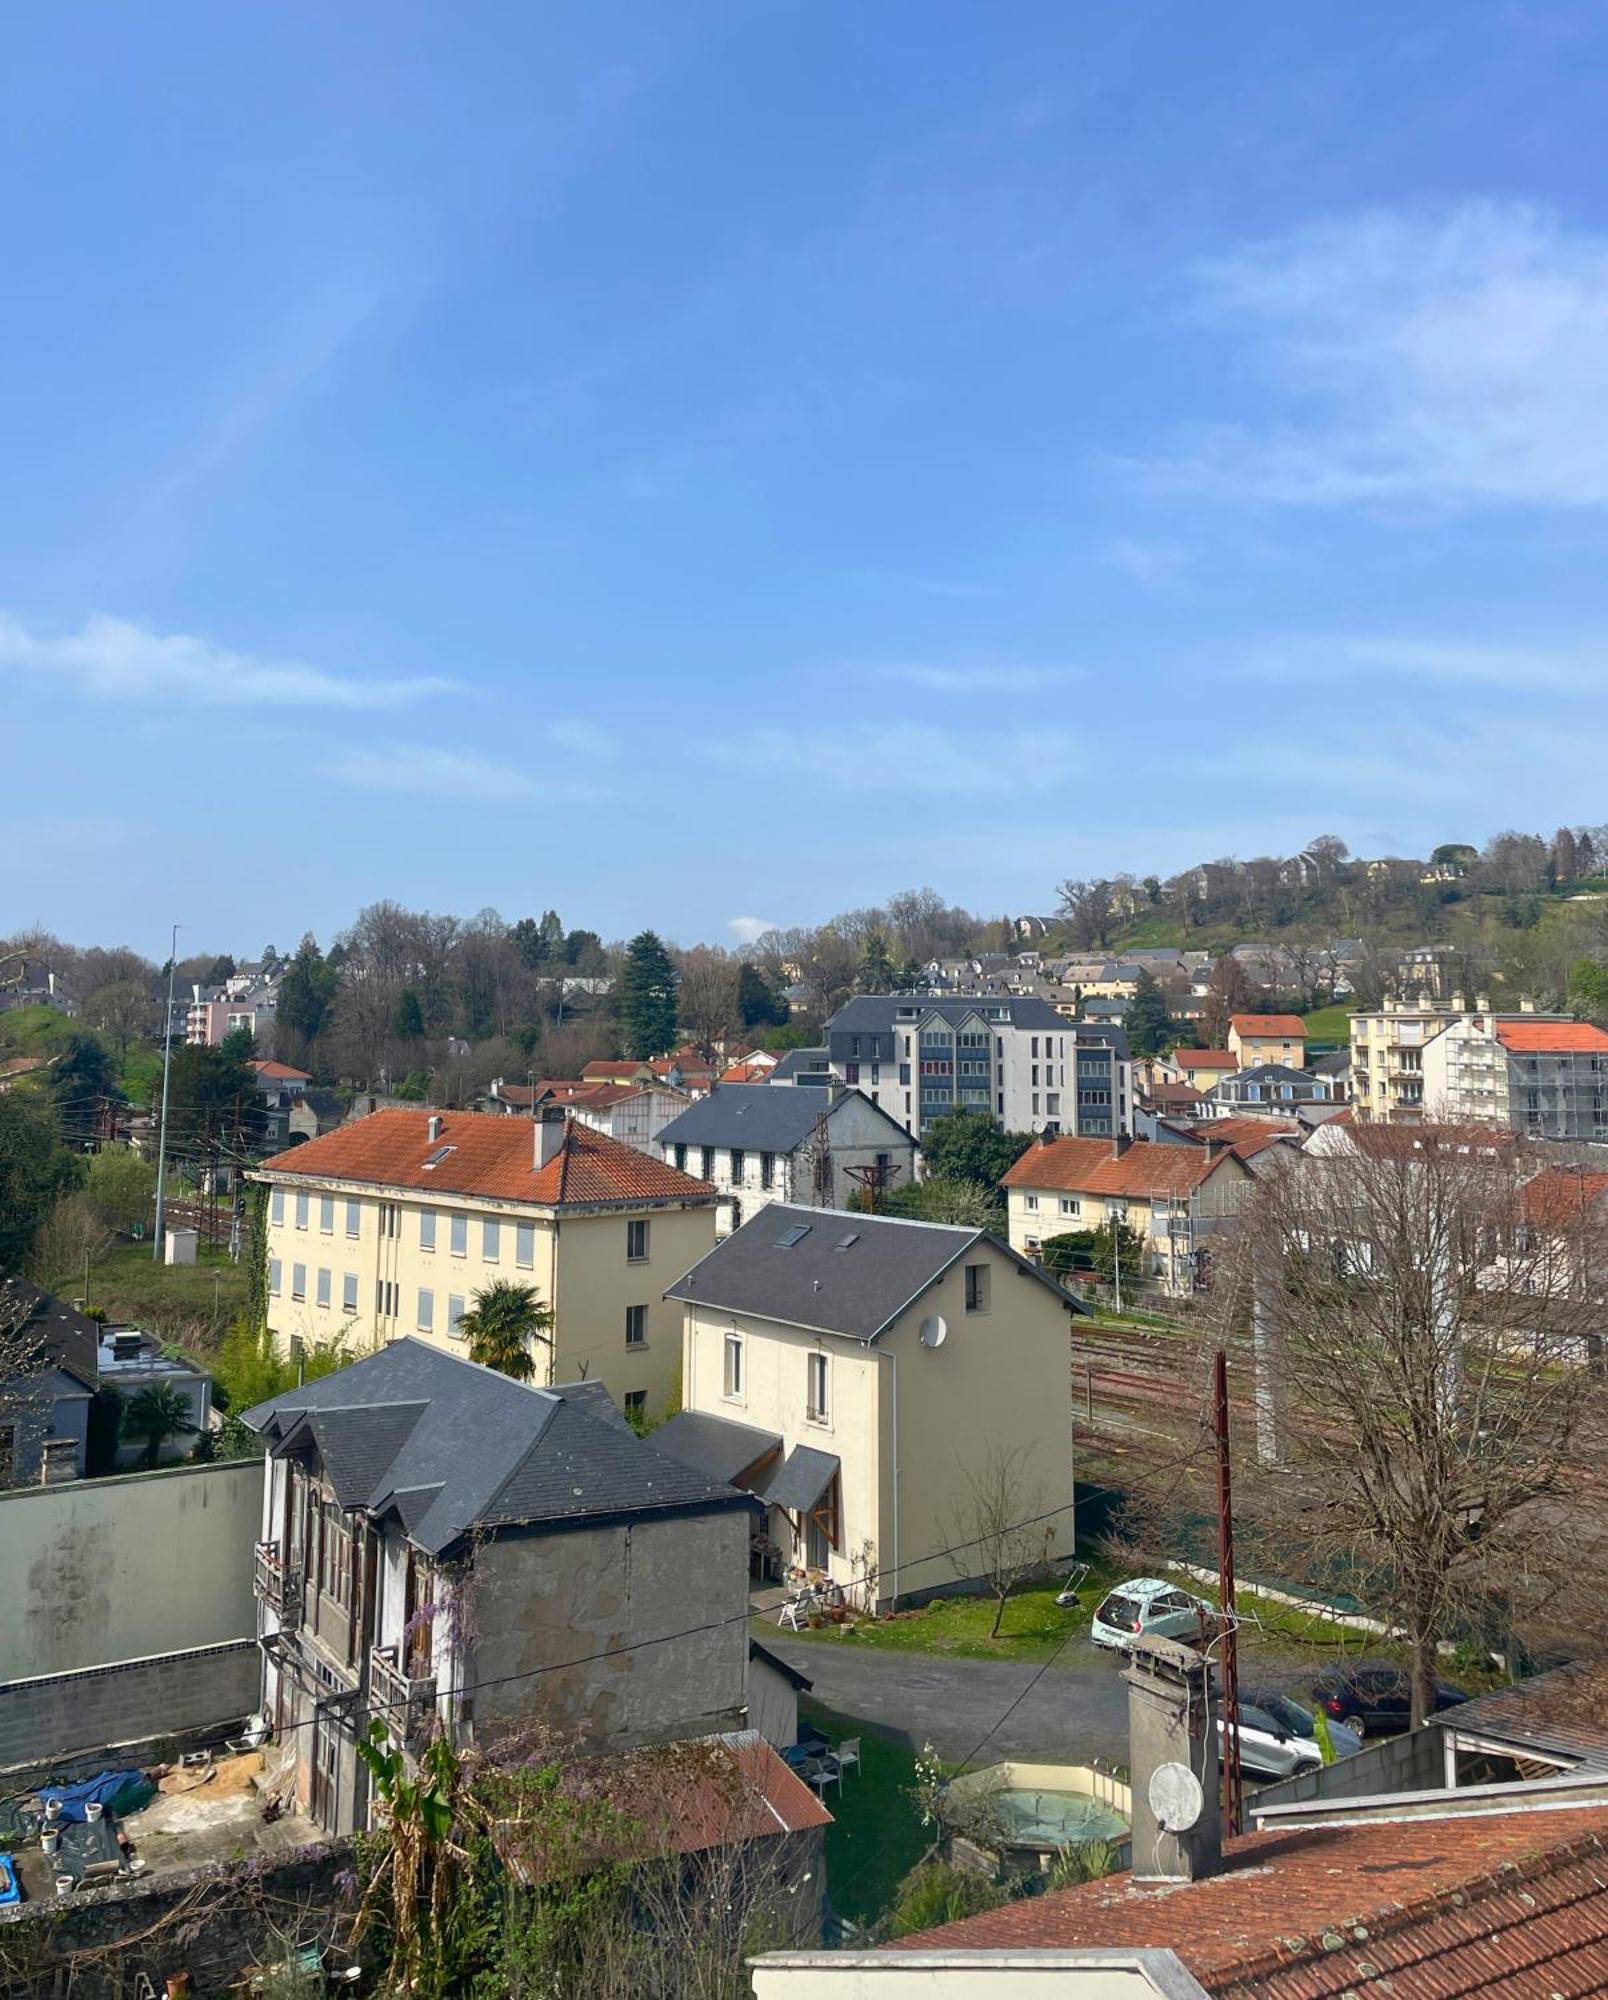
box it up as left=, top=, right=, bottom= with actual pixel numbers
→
left=1148, top=1762, right=1204, bottom=1834
left=918, top=1313, right=948, bottom=1349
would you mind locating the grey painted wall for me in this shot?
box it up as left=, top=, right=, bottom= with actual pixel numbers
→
left=0, top=1639, right=259, bottom=1771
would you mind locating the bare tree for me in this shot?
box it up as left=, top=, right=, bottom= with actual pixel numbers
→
left=1160, top=1132, right=1608, bottom=1725
left=674, top=946, right=740, bottom=1052
left=1056, top=879, right=1117, bottom=952
left=945, top=1443, right=1053, bottom=1638
left=1200, top=956, right=1258, bottom=1046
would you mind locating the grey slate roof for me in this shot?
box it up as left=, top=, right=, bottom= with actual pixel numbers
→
left=653, top=1409, right=782, bottom=1483
left=769, top=1046, right=830, bottom=1084
left=764, top=1444, right=839, bottom=1514
left=0, top=1279, right=100, bottom=1391
left=655, top=1084, right=907, bottom=1154
left=827, top=993, right=1071, bottom=1035
left=665, top=1202, right=1085, bottom=1342
left=242, top=1338, right=755, bottom=1557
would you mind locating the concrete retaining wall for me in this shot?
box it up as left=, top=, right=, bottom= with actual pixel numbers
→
left=0, top=1639, right=259, bottom=1773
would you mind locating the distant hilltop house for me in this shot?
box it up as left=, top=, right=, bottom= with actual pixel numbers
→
left=186, top=962, right=282, bottom=1050
left=0, top=954, right=76, bottom=1018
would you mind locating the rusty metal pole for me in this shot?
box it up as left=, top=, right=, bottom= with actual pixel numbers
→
left=1215, top=1345, right=1244, bottom=1835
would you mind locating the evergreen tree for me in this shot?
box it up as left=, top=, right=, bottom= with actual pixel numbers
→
left=857, top=932, right=897, bottom=994
left=1579, top=831, right=1598, bottom=877
left=276, top=934, right=338, bottom=1049
left=167, top=1039, right=266, bottom=1153
left=50, top=1033, right=123, bottom=1147
left=511, top=917, right=547, bottom=969
left=393, top=989, right=426, bottom=1039
left=921, top=1109, right=1034, bottom=1189
left=1553, top=826, right=1579, bottom=884
left=736, top=962, right=784, bottom=1028
left=619, top=932, right=679, bottom=1058
left=1124, top=970, right=1176, bottom=1059
left=461, top=1280, right=553, bottom=1382
left=0, top=1093, right=83, bottom=1276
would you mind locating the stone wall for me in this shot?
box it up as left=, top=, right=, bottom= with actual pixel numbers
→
left=0, top=1839, right=353, bottom=1998
left=0, top=1640, right=259, bottom=1774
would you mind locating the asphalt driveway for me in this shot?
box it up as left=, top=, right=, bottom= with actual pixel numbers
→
left=764, top=1632, right=1133, bottom=1768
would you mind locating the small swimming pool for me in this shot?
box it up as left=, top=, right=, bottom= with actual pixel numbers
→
left=990, top=1789, right=1129, bottom=1848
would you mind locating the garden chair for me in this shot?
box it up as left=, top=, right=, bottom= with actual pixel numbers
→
left=835, top=1737, right=861, bottom=1779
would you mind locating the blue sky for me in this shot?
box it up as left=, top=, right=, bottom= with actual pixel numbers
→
left=7, top=2, right=1608, bottom=954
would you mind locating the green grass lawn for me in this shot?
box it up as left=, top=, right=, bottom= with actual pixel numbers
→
left=802, top=1699, right=928, bottom=1932
left=1300, top=1002, right=1354, bottom=1042
left=777, top=1565, right=1126, bottom=1666
left=41, top=1237, right=249, bottom=1351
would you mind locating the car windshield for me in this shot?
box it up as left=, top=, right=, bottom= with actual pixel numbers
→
left=1096, top=1595, right=1140, bottom=1630
left=1260, top=1695, right=1315, bottom=1737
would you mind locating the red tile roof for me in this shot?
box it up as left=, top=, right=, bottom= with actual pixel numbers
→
left=1230, top=1014, right=1307, bottom=1038
left=1497, top=1019, right=1608, bottom=1053
left=582, top=1059, right=651, bottom=1080
left=1522, top=1166, right=1608, bottom=1228
left=254, top=1108, right=715, bottom=1208
left=249, top=1059, right=312, bottom=1081
left=1173, top=1049, right=1238, bottom=1069
left=718, top=1061, right=774, bottom=1083
left=887, top=1804, right=1608, bottom=1997
left=1196, top=1116, right=1301, bottom=1160
left=1002, top=1135, right=1243, bottom=1198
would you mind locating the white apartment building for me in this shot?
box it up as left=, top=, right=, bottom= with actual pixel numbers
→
left=1349, top=996, right=1478, bottom=1123
left=1421, top=1014, right=1608, bottom=1140
left=823, top=995, right=1132, bottom=1141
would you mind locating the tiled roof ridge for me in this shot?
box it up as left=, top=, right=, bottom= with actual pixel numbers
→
left=1212, top=1823, right=1608, bottom=1990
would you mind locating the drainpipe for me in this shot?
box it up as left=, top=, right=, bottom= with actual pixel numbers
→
left=877, top=1347, right=900, bottom=1613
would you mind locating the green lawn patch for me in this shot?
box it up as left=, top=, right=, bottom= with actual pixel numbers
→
left=1300, top=1002, right=1354, bottom=1042
left=40, top=1237, right=249, bottom=1351
left=802, top=1698, right=928, bottom=1932
left=778, top=1566, right=1125, bottom=1666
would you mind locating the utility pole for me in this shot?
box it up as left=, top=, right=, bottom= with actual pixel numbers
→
left=1112, top=1214, right=1123, bottom=1316
left=842, top=1159, right=902, bottom=1215
left=152, top=923, right=180, bottom=1263
left=1214, top=1346, right=1244, bottom=1835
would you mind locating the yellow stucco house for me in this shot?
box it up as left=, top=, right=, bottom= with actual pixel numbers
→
left=1227, top=1014, right=1307, bottom=1071
left=251, top=1106, right=717, bottom=1422
left=1157, top=1048, right=1239, bottom=1094
left=653, top=1204, right=1087, bottom=1609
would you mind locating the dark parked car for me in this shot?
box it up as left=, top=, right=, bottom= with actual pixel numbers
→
left=1309, top=1666, right=1468, bottom=1736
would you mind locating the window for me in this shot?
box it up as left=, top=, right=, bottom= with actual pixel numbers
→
left=451, top=1214, right=468, bottom=1257
left=417, top=1288, right=434, bottom=1332
left=342, top=1272, right=358, bottom=1313
left=730, top=1148, right=745, bottom=1183
left=1025, top=1193, right=1040, bottom=1211
left=701, top=1146, right=716, bottom=1181
left=319, top=1194, right=334, bottom=1235
left=270, top=1187, right=284, bottom=1225
left=844, top=1062, right=860, bottom=1085
left=376, top=1279, right=399, bottom=1319
left=964, top=1263, right=990, bottom=1314
left=448, top=1294, right=466, bottom=1338
left=379, top=1202, right=401, bottom=1239
left=674, top=1143, right=687, bottom=1171
left=295, top=1191, right=309, bottom=1230
left=1060, top=1196, right=1079, bottom=1217
left=627, top=1218, right=649, bottom=1262
left=624, top=1390, right=647, bottom=1420
left=345, top=1199, right=361, bottom=1239
left=316, top=1267, right=331, bottom=1309
left=482, top=1219, right=500, bottom=1261
left=723, top=1333, right=744, bottom=1400
left=807, top=1351, right=829, bottom=1424
left=1045, top=1093, right=1060, bottom=1117
left=269, top=1257, right=283, bottom=1296
left=319, top=1500, right=354, bottom=1610
left=625, top=1304, right=647, bottom=1347
left=760, top=1151, right=775, bottom=1190
left=516, top=1222, right=534, bottom=1268
left=419, top=1208, right=436, bottom=1251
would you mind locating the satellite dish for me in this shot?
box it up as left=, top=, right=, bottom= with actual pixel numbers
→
left=918, top=1314, right=948, bottom=1349
left=1148, top=1763, right=1204, bottom=1834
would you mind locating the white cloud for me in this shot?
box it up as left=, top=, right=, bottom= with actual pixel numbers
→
left=705, top=723, right=1079, bottom=793
left=549, top=717, right=616, bottom=758
left=1100, top=538, right=1189, bottom=586
left=322, top=744, right=603, bottom=803
left=1241, top=632, right=1606, bottom=694
left=727, top=916, right=777, bottom=944
left=887, top=663, right=1076, bottom=694
left=0, top=613, right=456, bottom=710
left=1135, top=201, right=1608, bottom=508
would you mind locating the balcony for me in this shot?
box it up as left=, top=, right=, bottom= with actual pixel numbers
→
left=369, top=1643, right=438, bottom=1750
left=253, top=1540, right=303, bottom=1622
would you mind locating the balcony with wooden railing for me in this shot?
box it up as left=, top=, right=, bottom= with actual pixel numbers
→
left=253, top=1539, right=303, bottom=1621
left=369, top=1643, right=438, bottom=1750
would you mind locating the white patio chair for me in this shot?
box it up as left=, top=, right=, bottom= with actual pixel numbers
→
left=835, top=1737, right=861, bottom=1779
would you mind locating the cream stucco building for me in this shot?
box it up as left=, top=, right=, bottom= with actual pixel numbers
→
left=1226, top=1015, right=1307, bottom=1071
left=252, top=1106, right=717, bottom=1422
left=654, top=1204, right=1086, bottom=1609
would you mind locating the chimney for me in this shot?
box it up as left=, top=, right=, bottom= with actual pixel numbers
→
left=426, top=1114, right=443, bottom=1143
left=1111, top=1134, right=1132, bottom=1158
left=1123, top=1634, right=1221, bottom=1883
left=534, top=1103, right=567, bottom=1169
left=1520, top=995, right=1537, bottom=1014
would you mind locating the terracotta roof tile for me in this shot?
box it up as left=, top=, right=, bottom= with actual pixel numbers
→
left=249, top=1060, right=311, bottom=1081
left=1173, top=1049, right=1239, bottom=1069
left=1230, top=1014, right=1308, bottom=1038
left=1522, top=1167, right=1608, bottom=1229
left=254, top=1108, right=715, bottom=1208
left=1003, top=1135, right=1241, bottom=1198
left=1497, top=1020, right=1608, bottom=1053
left=887, top=1804, right=1608, bottom=1997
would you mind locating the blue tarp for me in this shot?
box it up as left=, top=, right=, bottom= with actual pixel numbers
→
left=38, top=1769, right=151, bottom=1824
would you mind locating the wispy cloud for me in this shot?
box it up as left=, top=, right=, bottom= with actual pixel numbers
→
left=322, top=743, right=605, bottom=804
left=885, top=662, right=1078, bottom=693
left=727, top=916, right=777, bottom=945
left=1240, top=632, right=1607, bottom=694
left=706, top=723, right=1079, bottom=793
left=0, top=613, right=456, bottom=710
left=1132, top=201, right=1608, bottom=508
left=1101, top=538, right=1190, bottom=587
left=549, top=717, right=616, bottom=758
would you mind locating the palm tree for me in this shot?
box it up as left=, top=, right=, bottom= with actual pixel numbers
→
left=461, top=1280, right=554, bottom=1383
left=120, top=1383, right=200, bottom=1468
